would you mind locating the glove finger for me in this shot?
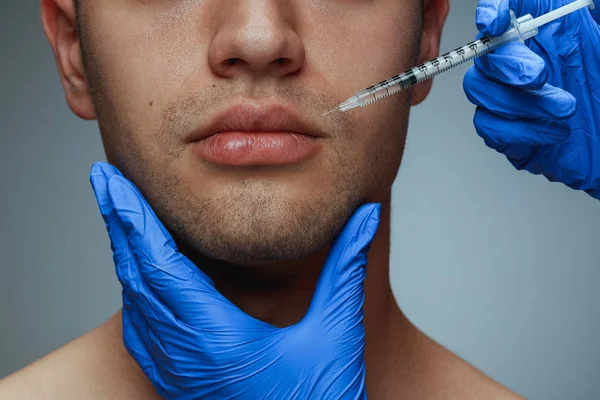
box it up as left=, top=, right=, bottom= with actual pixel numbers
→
left=91, top=163, right=177, bottom=251
left=464, top=66, right=577, bottom=120
left=476, top=113, right=600, bottom=199
left=528, top=131, right=600, bottom=193
left=122, top=305, right=169, bottom=399
left=473, top=109, right=571, bottom=175
left=474, top=41, right=548, bottom=90
left=476, top=0, right=511, bottom=36
left=90, top=162, right=124, bottom=224
left=107, top=175, right=246, bottom=328
left=474, top=107, right=572, bottom=150
left=90, top=163, right=141, bottom=288
left=90, top=163, right=126, bottom=265
left=305, top=204, right=381, bottom=326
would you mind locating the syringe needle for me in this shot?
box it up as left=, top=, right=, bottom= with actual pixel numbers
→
left=321, top=108, right=339, bottom=117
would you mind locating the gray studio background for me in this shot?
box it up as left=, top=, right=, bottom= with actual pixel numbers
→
left=2, top=2, right=599, bottom=399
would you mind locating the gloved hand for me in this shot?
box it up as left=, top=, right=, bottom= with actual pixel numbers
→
left=464, top=0, right=600, bottom=199
left=90, top=162, right=381, bottom=400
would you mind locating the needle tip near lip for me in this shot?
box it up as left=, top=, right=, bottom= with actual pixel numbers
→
left=321, top=108, right=339, bottom=117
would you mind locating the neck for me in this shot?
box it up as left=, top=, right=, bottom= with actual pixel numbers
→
left=179, top=194, right=396, bottom=326
left=178, top=192, right=417, bottom=395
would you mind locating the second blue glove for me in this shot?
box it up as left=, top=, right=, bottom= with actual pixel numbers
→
left=464, top=0, right=600, bottom=199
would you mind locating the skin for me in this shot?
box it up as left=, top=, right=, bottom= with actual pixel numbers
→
left=0, top=0, right=525, bottom=398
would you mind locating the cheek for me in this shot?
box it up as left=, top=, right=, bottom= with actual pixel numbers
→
left=333, top=91, right=409, bottom=201
left=301, top=2, right=420, bottom=96
left=365, top=101, right=409, bottom=184
left=88, top=4, right=210, bottom=145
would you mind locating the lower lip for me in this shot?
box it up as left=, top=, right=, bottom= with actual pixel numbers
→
left=191, top=132, right=322, bottom=166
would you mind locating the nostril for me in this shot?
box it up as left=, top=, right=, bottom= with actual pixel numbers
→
left=226, top=58, right=241, bottom=66
left=276, top=58, right=291, bottom=67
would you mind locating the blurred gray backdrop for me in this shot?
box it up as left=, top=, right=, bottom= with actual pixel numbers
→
left=2, top=2, right=599, bottom=399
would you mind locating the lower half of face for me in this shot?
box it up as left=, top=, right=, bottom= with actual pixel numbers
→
left=101, top=107, right=408, bottom=265
left=86, top=0, right=419, bottom=265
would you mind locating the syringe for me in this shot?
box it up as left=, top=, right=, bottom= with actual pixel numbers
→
left=322, top=0, right=595, bottom=116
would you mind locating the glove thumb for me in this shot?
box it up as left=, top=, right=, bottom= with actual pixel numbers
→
left=305, top=203, right=381, bottom=327
left=476, top=0, right=511, bottom=37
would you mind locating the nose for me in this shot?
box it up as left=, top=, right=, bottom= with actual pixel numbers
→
left=208, top=1, right=305, bottom=79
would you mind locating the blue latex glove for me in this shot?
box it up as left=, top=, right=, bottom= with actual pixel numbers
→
left=464, top=0, right=600, bottom=199
left=90, top=162, right=381, bottom=400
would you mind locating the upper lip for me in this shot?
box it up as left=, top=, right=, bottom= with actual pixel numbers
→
left=186, top=101, right=326, bottom=142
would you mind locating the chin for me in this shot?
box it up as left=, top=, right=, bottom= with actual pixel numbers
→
left=191, top=222, right=337, bottom=265
left=166, top=199, right=351, bottom=266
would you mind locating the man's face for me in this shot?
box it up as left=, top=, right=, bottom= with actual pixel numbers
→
left=74, top=0, right=424, bottom=265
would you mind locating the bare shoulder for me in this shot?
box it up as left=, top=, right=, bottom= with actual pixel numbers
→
left=380, top=318, right=524, bottom=400
left=0, top=311, right=159, bottom=400
left=411, top=330, right=525, bottom=400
